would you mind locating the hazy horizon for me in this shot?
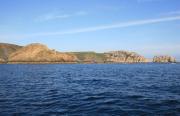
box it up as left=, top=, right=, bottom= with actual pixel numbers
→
left=0, top=0, right=180, bottom=60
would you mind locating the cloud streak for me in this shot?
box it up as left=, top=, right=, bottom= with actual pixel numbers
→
left=1, top=15, right=180, bottom=39
left=30, top=15, right=180, bottom=36
left=35, top=11, right=87, bottom=22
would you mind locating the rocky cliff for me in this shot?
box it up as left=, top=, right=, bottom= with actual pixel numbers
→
left=0, top=43, right=22, bottom=62
left=153, top=56, right=176, bottom=63
left=8, top=43, right=77, bottom=63
left=105, top=51, right=148, bottom=63
left=0, top=43, right=177, bottom=64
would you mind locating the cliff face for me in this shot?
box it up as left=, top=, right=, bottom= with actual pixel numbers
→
left=8, top=43, right=77, bottom=63
left=0, top=43, right=22, bottom=62
left=153, top=56, right=176, bottom=63
left=105, top=51, right=147, bottom=63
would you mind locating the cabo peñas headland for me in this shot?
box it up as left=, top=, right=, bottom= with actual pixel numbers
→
left=0, top=43, right=176, bottom=64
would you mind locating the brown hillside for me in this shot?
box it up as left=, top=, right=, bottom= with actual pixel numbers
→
left=9, top=43, right=77, bottom=63
left=0, top=43, right=22, bottom=62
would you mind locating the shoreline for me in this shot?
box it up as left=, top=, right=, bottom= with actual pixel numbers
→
left=0, top=62, right=178, bottom=64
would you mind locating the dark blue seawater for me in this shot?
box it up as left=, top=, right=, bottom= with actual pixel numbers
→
left=0, top=64, right=180, bottom=116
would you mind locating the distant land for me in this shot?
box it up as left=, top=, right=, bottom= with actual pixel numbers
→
left=0, top=43, right=177, bottom=64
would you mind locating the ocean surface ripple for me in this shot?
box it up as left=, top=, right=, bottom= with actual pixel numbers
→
left=0, top=64, right=180, bottom=115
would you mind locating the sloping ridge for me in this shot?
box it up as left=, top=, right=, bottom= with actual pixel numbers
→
left=0, top=43, right=22, bottom=62
left=8, top=43, right=77, bottom=63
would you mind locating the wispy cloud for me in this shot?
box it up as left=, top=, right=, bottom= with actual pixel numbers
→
left=35, top=11, right=87, bottom=22
left=1, top=15, right=180, bottom=39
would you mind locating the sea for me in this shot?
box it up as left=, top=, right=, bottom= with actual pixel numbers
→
left=0, top=64, right=180, bottom=116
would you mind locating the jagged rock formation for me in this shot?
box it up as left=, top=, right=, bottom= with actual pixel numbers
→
left=0, top=43, right=22, bottom=62
left=105, top=51, right=147, bottom=63
left=8, top=43, right=77, bottom=63
left=153, top=56, right=176, bottom=63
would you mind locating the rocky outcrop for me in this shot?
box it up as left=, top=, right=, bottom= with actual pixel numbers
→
left=8, top=43, right=77, bottom=63
left=0, top=58, right=5, bottom=63
left=0, top=43, right=22, bottom=62
left=105, top=51, right=148, bottom=63
left=153, top=56, right=176, bottom=63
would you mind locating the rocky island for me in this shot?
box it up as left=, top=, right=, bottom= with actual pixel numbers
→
left=0, top=43, right=177, bottom=64
left=153, top=56, right=176, bottom=63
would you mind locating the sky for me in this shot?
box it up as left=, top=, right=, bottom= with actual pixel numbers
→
left=0, top=0, right=180, bottom=59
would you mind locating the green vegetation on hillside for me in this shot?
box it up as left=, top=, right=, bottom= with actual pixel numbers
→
left=70, top=52, right=106, bottom=63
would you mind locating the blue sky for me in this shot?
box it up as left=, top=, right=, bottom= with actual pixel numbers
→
left=0, top=0, right=180, bottom=59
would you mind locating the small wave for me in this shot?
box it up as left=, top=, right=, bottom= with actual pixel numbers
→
left=127, top=95, right=144, bottom=99
left=161, top=99, right=180, bottom=105
left=82, top=95, right=105, bottom=101
left=30, top=100, right=59, bottom=107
